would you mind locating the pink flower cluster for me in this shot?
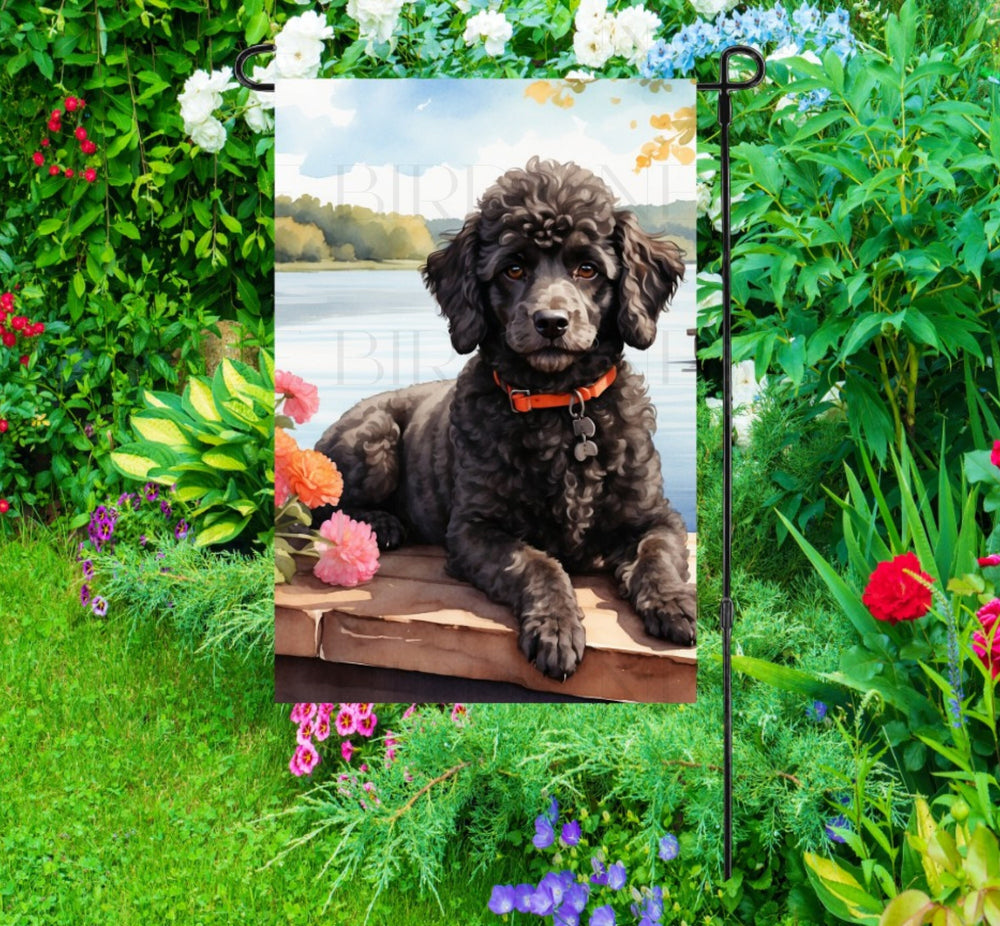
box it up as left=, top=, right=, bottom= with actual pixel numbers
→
left=288, top=701, right=334, bottom=777
left=973, top=599, right=1000, bottom=680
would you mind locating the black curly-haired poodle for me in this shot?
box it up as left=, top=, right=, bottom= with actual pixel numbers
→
left=314, top=157, right=695, bottom=680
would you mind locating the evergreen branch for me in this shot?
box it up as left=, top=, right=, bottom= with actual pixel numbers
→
left=387, top=761, right=473, bottom=823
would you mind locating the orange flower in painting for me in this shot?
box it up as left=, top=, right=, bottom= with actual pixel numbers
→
left=275, top=427, right=298, bottom=467
left=285, top=449, right=343, bottom=509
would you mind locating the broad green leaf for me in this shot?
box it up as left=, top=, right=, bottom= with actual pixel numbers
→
left=202, top=447, right=248, bottom=472
left=194, top=514, right=250, bottom=547
left=131, top=413, right=193, bottom=449
left=879, top=890, right=934, bottom=926
left=185, top=375, right=221, bottom=423
left=804, top=853, right=883, bottom=925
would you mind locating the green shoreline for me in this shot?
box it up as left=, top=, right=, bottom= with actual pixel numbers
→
left=275, top=259, right=424, bottom=272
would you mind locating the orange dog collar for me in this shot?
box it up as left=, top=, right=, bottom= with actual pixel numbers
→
left=493, top=366, right=618, bottom=413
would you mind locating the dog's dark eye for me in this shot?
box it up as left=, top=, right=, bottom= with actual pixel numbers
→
left=575, top=263, right=598, bottom=280
left=504, top=264, right=526, bottom=281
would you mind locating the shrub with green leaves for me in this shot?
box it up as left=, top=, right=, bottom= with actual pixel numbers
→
left=111, top=354, right=274, bottom=549
left=721, top=1, right=999, bottom=464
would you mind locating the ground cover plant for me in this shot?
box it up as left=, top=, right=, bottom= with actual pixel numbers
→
left=4, top=0, right=1000, bottom=922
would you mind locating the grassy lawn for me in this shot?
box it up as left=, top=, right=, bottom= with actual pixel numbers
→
left=0, top=524, right=498, bottom=925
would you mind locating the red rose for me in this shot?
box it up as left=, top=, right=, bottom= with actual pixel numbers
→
left=973, top=599, right=1000, bottom=680
left=0, top=419, right=7, bottom=433
left=32, top=151, right=44, bottom=166
left=83, top=168, right=97, bottom=183
left=75, top=126, right=87, bottom=141
left=861, top=552, right=934, bottom=624
left=65, top=96, right=79, bottom=111
left=10, top=316, right=26, bottom=330
left=0, top=500, right=9, bottom=514
left=979, top=555, right=1000, bottom=568
left=992, top=440, right=1000, bottom=467
left=41, top=137, right=50, bottom=147
left=31, top=322, right=45, bottom=336
left=1, top=332, right=14, bottom=348
left=64, top=168, right=74, bottom=178
left=0, top=292, right=13, bottom=310
left=47, top=118, right=61, bottom=134
left=18, top=355, right=28, bottom=366
left=48, top=164, right=60, bottom=176
left=81, top=140, right=97, bottom=155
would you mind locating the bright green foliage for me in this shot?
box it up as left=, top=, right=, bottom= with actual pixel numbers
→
left=808, top=797, right=1000, bottom=926
left=111, top=354, right=274, bottom=549
left=0, top=0, right=274, bottom=521
left=722, top=2, right=999, bottom=464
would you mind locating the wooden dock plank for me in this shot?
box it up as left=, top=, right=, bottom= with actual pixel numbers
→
left=275, top=537, right=697, bottom=703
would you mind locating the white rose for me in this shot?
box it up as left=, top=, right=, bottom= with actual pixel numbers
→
left=572, top=17, right=615, bottom=68
left=190, top=116, right=228, bottom=153
left=612, top=5, right=661, bottom=65
left=688, top=0, right=739, bottom=18
left=464, top=10, right=513, bottom=57
left=348, top=0, right=405, bottom=48
left=178, top=67, right=236, bottom=126
left=244, top=97, right=274, bottom=133
left=274, top=11, right=334, bottom=77
left=574, top=0, right=608, bottom=28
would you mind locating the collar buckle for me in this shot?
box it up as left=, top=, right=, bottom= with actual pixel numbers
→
left=507, top=388, right=531, bottom=414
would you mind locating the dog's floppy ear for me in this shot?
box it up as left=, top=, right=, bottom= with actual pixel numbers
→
left=614, top=210, right=685, bottom=349
left=422, top=215, right=486, bottom=354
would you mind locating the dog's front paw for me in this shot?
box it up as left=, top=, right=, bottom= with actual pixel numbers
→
left=518, top=606, right=586, bottom=680
left=635, top=584, right=697, bottom=647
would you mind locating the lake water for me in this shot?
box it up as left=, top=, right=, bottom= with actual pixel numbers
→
left=275, top=269, right=697, bottom=529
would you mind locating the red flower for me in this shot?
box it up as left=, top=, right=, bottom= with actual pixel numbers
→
left=47, top=118, right=61, bottom=134
left=979, top=555, right=1000, bottom=568
left=83, top=168, right=97, bottom=183
left=31, top=322, right=45, bottom=336
left=81, top=140, right=97, bottom=155
left=0, top=500, right=9, bottom=514
left=992, top=440, right=1000, bottom=467
left=75, top=126, right=88, bottom=141
left=32, top=151, right=44, bottom=166
left=48, top=164, right=60, bottom=176
left=50, top=109, right=62, bottom=120
left=40, top=137, right=50, bottom=147
left=1, top=332, right=14, bottom=348
left=18, top=355, right=28, bottom=366
left=0, top=292, right=13, bottom=310
left=65, top=96, right=79, bottom=111
left=0, top=419, right=7, bottom=433
left=64, top=168, right=74, bottom=178
left=10, top=316, right=26, bottom=330
left=973, top=599, right=1000, bottom=680
left=861, top=552, right=934, bottom=624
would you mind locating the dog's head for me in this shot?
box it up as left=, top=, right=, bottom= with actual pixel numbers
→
left=422, top=157, right=684, bottom=376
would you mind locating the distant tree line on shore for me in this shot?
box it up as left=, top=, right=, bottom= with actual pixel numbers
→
left=275, top=195, right=435, bottom=263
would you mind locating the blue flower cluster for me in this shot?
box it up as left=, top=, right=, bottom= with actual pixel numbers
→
left=641, top=2, right=857, bottom=86
left=489, top=798, right=681, bottom=926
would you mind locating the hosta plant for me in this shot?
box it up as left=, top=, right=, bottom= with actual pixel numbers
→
left=110, top=353, right=274, bottom=549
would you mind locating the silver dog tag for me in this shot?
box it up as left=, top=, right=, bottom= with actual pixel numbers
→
left=574, top=439, right=598, bottom=461
left=572, top=416, right=596, bottom=438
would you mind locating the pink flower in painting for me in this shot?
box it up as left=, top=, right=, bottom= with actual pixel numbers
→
left=335, top=704, right=358, bottom=736
left=274, top=465, right=291, bottom=508
left=313, top=512, right=380, bottom=587
left=275, top=370, right=320, bottom=425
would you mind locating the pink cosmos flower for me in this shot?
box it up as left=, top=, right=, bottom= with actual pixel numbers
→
left=313, top=512, right=380, bottom=587
left=335, top=705, right=358, bottom=736
left=275, top=370, right=320, bottom=425
left=341, top=740, right=354, bottom=763
left=290, top=741, right=321, bottom=776
left=356, top=711, right=378, bottom=738
left=973, top=599, right=1000, bottom=680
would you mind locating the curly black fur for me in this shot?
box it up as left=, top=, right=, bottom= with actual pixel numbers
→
left=314, top=157, right=695, bottom=681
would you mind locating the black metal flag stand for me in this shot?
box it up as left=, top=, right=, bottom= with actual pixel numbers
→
left=697, top=45, right=766, bottom=880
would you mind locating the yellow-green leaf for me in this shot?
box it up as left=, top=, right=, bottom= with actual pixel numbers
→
left=202, top=447, right=247, bottom=471
left=131, top=415, right=191, bottom=448
left=186, top=376, right=221, bottom=422
left=194, top=515, right=250, bottom=547
left=109, top=451, right=158, bottom=480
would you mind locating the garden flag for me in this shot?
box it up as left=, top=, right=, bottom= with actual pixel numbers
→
left=273, top=79, right=699, bottom=704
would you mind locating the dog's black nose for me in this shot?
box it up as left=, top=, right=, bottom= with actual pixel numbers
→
left=533, top=311, right=569, bottom=340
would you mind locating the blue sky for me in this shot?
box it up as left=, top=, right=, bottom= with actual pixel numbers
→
left=275, top=78, right=697, bottom=218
